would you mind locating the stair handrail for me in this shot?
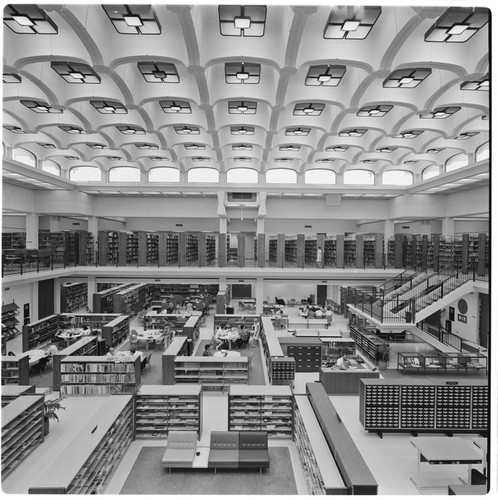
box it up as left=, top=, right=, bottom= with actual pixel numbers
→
left=379, top=260, right=434, bottom=297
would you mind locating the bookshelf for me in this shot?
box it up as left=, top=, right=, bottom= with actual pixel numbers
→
left=228, top=385, right=294, bottom=438
left=269, top=237, right=277, bottom=263
left=28, top=395, right=134, bottom=494
left=304, top=236, right=316, bottom=266
left=260, top=317, right=295, bottom=385
left=344, top=236, right=356, bottom=267
left=60, top=355, right=141, bottom=396
left=52, top=336, right=99, bottom=390
left=324, top=236, right=336, bottom=267
left=101, top=315, right=130, bottom=347
left=1, top=355, right=30, bottom=385
left=135, top=385, right=202, bottom=438
left=2, top=232, right=26, bottom=250
left=206, top=234, right=216, bottom=263
left=157, top=232, right=179, bottom=266
left=92, top=284, right=130, bottom=313
left=113, top=284, right=152, bottom=317
left=1, top=385, right=36, bottom=407
left=22, top=314, right=59, bottom=351
left=2, top=302, right=21, bottom=348
left=2, top=394, right=45, bottom=478
left=214, top=314, right=260, bottom=331
left=359, top=379, right=489, bottom=435
left=294, top=395, right=347, bottom=494
left=60, top=282, right=88, bottom=313
left=285, top=236, right=297, bottom=265
left=256, top=233, right=265, bottom=267
left=349, top=325, right=387, bottom=363
left=174, top=356, right=249, bottom=390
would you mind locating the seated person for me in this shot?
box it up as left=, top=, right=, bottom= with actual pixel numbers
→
left=45, top=344, right=59, bottom=356
left=336, top=354, right=350, bottom=370
left=105, top=347, right=116, bottom=358
left=129, top=330, right=139, bottom=345
left=315, top=308, right=323, bottom=319
left=307, top=309, right=316, bottom=319
left=203, top=344, right=213, bottom=357
left=215, top=325, right=229, bottom=350
left=166, top=300, right=175, bottom=314
left=235, top=327, right=250, bottom=348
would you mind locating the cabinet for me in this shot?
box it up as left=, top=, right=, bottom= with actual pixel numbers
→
left=2, top=302, right=20, bottom=348
left=60, top=356, right=141, bottom=396
left=28, top=396, right=133, bottom=494
left=278, top=337, right=322, bottom=372
left=359, top=379, right=489, bottom=434
left=1, top=355, right=30, bottom=385
left=228, top=385, right=294, bottom=438
left=135, top=385, right=202, bottom=438
left=60, top=282, right=88, bottom=313
left=22, top=314, right=59, bottom=351
left=2, top=395, right=44, bottom=477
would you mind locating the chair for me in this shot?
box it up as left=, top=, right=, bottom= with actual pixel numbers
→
left=141, top=352, right=152, bottom=371
left=275, top=297, right=286, bottom=306
left=208, top=431, right=239, bottom=471
left=160, top=431, right=198, bottom=471
left=238, top=431, right=270, bottom=472
left=33, top=357, right=49, bottom=375
left=7, top=351, right=15, bottom=356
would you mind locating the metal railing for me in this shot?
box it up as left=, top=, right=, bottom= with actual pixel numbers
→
left=379, top=260, right=433, bottom=297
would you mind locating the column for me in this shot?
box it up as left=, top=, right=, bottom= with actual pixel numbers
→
left=442, top=217, right=455, bottom=237
left=49, top=216, right=61, bottom=232
left=420, top=220, right=431, bottom=236
left=255, top=277, right=264, bottom=314
left=54, top=278, right=62, bottom=314
left=25, top=213, right=39, bottom=249
left=384, top=219, right=394, bottom=262
left=30, top=282, right=39, bottom=321
left=87, top=277, right=96, bottom=313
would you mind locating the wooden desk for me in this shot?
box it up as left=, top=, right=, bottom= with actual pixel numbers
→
left=410, top=437, right=483, bottom=491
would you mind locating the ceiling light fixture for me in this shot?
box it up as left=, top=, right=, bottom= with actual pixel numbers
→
left=4, top=4, right=58, bottom=34
left=306, top=65, right=346, bottom=86
left=424, top=7, right=488, bottom=43
left=324, top=6, right=382, bottom=39
left=383, top=68, right=431, bottom=88
left=116, top=125, right=145, bottom=135
left=228, top=100, right=257, bottom=114
left=219, top=5, right=266, bottom=37
left=397, top=129, right=423, bottom=139
left=293, top=102, right=325, bottom=116
left=175, top=126, right=200, bottom=135
left=279, top=145, right=301, bottom=152
left=339, top=128, right=367, bottom=137
left=420, top=106, right=461, bottom=119
left=231, top=126, right=254, bottom=135
left=51, top=62, right=101, bottom=84
left=3, top=72, right=22, bottom=83
left=326, top=145, right=349, bottom=152
left=460, top=74, right=489, bottom=91
left=102, top=5, right=161, bottom=35
left=4, top=125, right=27, bottom=134
left=285, top=127, right=311, bottom=136
left=185, top=143, right=206, bottom=150
left=138, top=62, right=179, bottom=83
left=21, top=100, right=62, bottom=114
left=232, top=144, right=253, bottom=150
left=225, top=63, right=261, bottom=84
left=91, top=100, right=127, bottom=114
left=160, top=100, right=191, bottom=114
left=59, top=125, right=84, bottom=134
left=357, top=104, right=393, bottom=117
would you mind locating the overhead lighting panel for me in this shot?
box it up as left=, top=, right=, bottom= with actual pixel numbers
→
left=88, top=143, right=108, bottom=149
left=51, top=61, right=101, bottom=84
left=91, top=100, right=128, bottom=114
left=137, top=62, right=179, bottom=83
left=192, top=157, right=211, bottom=162
left=228, top=100, right=257, bottom=114
left=454, top=131, right=479, bottom=140
left=20, top=99, right=62, bottom=113
left=174, top=126, right=200, bottom=135
left=102, top=5, right=161, bottom=35
left=160, top=100, right=191, bottom=113
left=59, top=125, right=84, bottom=134
left=279, top=145, right=301, bottom=152
left=396, top=129, right=423, bottom=139
left=285, top=128, right=311, bottom=136
left=234, top=157, right=252, bottom=162
left=3, top=72, right=22, bottom=83
left=4, top=4, right=57, bottom=34
left=116, top=125, right=146, bottom=135
left=323, top=6, right=382, bottom=39
left=383, top=68, right=431, bottom=88
left=39, top=143, right=56, bottom=149
left=219, top=5, right=266, bottom=37
left=4, top=125, right=27, bottom=134
left=460, top=74, right=489, bottom=91
left=185, top=143, right=206, bottom=150
left=339, top=128, right=367, bottom=137
left=420, top=106, right=461, bottom=119
left=305, top=65, right=346, bottom=86
left=232, top=144, right=253, bottom=151
left=231, top=126, right=255, bottom=135
left=293, top=102, right=325, bottom=116
left=275, top=158, right=293, bottom=163
left=424, top=7, right=489, bottom=43
left=316, top=158, right=334, bottom=163
left=326, top=145, right=349, bottom=152
left=150, top=156, right=168, bottom=161
left=426, top=148, right=444, bottom=153
left=106, top=156, right=121, bottom=161
left=377, top=146, right=397, bottom=153
left=357, top=104, right=393, bottom=117
left=225, top=63, right=261, bottom=84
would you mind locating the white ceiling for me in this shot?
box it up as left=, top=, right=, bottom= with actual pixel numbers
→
left=2, top=3, right=490, bottom=195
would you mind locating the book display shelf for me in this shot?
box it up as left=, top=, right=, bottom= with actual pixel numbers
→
left=1, top=354, right=30, bottom=385
left=59, top=355, right=141, bottom=396
left=2, top=232, right=26, bottom=250
left=22, top=314, right=58, bottom=351
left=28, top=395, right=134, bottom=494
left=1, top=385, right=36, bottom=407
left=294, top=395, right=347, bottom=495
left=359, top=379, right=489, bottom=435
left=101, top=315, right=130, bottom=347
left=174, top=356, right=249, bottom=390
left=228, top=385, right=294, bottom=438
left=92, top=284, right=131, bottom=313
left=52, top=336, right=99, bottom=390
left=137, top=231, right=159, bottom=265
left=60, top=282, right=88, bottom=313
left=135, top=385, right=202, bottom=439
left=321, top=338, right=356, bottom=364
left=2, top=394, right=45, bottom=478
left=349, top=325, right=387, bottom=363
left=2, top=302, right=20, bottom=349
left=260, top=317, right=295, bottom=385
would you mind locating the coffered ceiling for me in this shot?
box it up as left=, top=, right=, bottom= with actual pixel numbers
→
left=2, top=3, right=490, bottom=196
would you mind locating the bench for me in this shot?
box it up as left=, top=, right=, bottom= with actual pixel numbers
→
left=160, top=431, right=197, bottom=471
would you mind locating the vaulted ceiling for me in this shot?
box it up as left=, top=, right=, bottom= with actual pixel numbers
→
left=2, top=4, right=490, bottom=195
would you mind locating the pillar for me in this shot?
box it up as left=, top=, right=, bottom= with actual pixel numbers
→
left=54, top=278, right=62, bottom=314
left=420, top=220, right=432, bottom=236
left=255, top=277, right=264, bottom=314
left=87, top=277, right=96, bottom=313
left=25, top=213, right=39, bottom=249
left=384, top=219, right=394, bottom=259
left=442, top=217, right=455, bottom=237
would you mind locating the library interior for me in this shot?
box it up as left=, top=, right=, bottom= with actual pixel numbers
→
left=1, top=3, right=491, bottom=497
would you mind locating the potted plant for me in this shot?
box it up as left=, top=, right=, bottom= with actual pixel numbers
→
left=43, top=391, right=66, bottom=436
left=377, top=343, right=390, bottom=370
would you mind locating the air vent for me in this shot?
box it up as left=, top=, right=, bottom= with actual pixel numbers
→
left=227, top=192, right=257, bottom=202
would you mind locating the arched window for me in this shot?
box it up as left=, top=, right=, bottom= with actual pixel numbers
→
left=446, top=153, right=469, bottom=172
left=266, top=168, right=297, bottom=184
left=41, top=159, right=61, bottom=176
left=343, top=169, right=375, bottom=185
left=148, top=167, right=180, bottom=182
left=475, top=142, right=489, bottom=162
left=422, top=165, right=440, bottom=180
left=70, top=166, right=101, bottom=182
left=227, top=168, right=258, bottom=183
left=12, top=147, right=36, bottom=167
left=109, top=167, right=141, bottom=182
left=187, top=167, right=219, bottom=183
left=304, top=169, right=336, bottom=184
left=382, top=170, right=413, bottom=186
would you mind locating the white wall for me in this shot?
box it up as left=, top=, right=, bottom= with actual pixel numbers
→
left=264, top=219, right=358, bottom=235
left=441, top=292, right=479, bottom=343
left=454, top=220, right=489, bottom=234
left=125, top=217, right=219, bottom=232
left=2, top=281, right=37, bottom=324
left=2, top=215, right=26, bottom=232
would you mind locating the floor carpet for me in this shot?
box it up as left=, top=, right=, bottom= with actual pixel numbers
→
left=120, top=447, right=297, bottom=495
